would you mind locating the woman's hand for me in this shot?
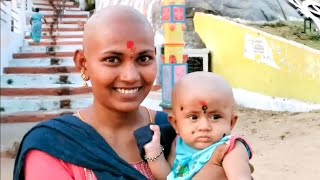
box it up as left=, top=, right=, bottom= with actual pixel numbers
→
left=144, top=125, right=162, bottom=158
left=193, top=143, right=254, bottom=180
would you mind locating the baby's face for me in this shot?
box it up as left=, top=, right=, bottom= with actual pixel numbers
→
left=172, top=92, right=236, bottom=150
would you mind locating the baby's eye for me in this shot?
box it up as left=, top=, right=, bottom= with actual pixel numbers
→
left=138, top=56, right=152, bottom=63
left=210, top=115, right=222, bottom=120
left=188, top=115, right=198, bottom=121
left=105, top=57, right=120, bottom=63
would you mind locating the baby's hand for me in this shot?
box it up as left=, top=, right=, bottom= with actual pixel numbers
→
left=144, top=125, right=162, bottom=158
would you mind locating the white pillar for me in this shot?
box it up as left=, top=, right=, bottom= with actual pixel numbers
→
left=18, top=0, right=27, bottom=34
left=26, top=0, right=32, bottom=12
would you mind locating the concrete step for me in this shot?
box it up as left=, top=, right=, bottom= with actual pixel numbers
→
left=45, top=17, right=87, bottom=23
left=44, top=14, right=88, bottom=18
left=33, top=1, right=75, bottom=5
left=40, top=8, right=82, bottom=12
left=40, top=30, right=84, bottom=36
left=26, top=38, right=83, bottom=44
left=3, top=66, right=77, bottom=74
left=28, top=41, right=82, bottom=46
left=9, top=57, right=74, bottom=67
left=42, top=23, right=82, bottom=28
left=41, top=10, right=89, bottom=16
left=1, top=94, right=93, bottom=115
left=12, top=52, right=74, bottom=59
left=0, top=86, right=91, bottom=96
left=42, top=23, right=83, bottom=28
left=19, top=45, right=81, bottom=53
left=33, top=3, right=78, bottom=8
left=33, top=6, right=81, bottom=11
left=42, top=27, right=84, bottom=32
left=34, top=0, right=75, bottom=3
left=0, top=73, right=88, bottom=88
left=25, top=34, right=83, bottom=39
left=42, top=21, right=86, bottom=25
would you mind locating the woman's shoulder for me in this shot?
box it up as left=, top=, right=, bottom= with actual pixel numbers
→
left=154, top=110, right=169, bottom=125
left=21, top=114, right=83, bottom=147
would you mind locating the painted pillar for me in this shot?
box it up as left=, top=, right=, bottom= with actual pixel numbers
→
left=160, top=0, right=188, bottom=109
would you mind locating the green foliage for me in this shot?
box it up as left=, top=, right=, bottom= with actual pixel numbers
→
left=251, top=21, right=320, bottom=50
left=85, top=0, right=95, bottom=11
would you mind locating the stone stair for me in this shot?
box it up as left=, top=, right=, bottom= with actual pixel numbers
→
left=0, top=0, right=90, bottom=158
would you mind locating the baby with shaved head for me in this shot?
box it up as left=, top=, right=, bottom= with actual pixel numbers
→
left=143, top=72, right=253, bottom=180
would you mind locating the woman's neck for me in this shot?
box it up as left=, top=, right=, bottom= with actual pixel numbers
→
left=84, top=102, right=145, bottom=132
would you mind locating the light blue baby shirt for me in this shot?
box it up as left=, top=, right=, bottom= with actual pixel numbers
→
left=167, top=135, right=231, bottom=180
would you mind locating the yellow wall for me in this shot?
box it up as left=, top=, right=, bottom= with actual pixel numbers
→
left=194, top=13, right=320, bottom=103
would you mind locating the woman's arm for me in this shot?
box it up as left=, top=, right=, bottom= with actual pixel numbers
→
left=222, top=141, right=251, bottom=180
left=25, top=150, right=76, bottom=180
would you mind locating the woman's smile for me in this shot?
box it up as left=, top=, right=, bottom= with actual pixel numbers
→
left=113, top=87, right=142, bottom=95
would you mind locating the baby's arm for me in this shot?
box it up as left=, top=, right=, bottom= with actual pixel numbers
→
left=144, top=125, right=171, bottom=180
left=222, top=141, right=251, bottom=180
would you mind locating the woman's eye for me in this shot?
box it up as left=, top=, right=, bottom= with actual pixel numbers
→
left=138, top=56, right=152, bottom=63
left=189, top=115, right=198, bottom=121
left=210, top=115, right=222, bottom=120
left=105, top=57, right=120, bottom=63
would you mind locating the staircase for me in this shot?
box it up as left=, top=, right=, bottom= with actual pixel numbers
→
left=0, top=0, right=91, bottom=160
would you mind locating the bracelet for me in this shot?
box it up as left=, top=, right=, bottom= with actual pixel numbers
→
left=144, top=146, right=164, bottom=162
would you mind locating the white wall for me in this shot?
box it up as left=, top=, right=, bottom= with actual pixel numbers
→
left=0, top=0, right=28, bottom=75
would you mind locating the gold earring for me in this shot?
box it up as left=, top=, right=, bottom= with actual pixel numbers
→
left=80, top=69, right=90, bottom=87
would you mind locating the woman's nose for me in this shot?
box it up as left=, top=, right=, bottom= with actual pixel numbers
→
left=120, top=63, right=140, bottom=83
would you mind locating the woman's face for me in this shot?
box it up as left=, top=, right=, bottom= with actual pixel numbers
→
left=83, top=21, right=157, bottom=112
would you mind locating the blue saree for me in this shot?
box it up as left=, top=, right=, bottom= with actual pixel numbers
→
left=13, top=111, right=176, bottom=180
left=30, top=13, right=44, bottom=43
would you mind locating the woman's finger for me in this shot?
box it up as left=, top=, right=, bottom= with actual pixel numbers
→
left=150, top=125, right=161, bottom=143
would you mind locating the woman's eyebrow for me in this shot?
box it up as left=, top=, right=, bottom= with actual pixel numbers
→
left=102, top=50, right=124, bottom=56
left=138, top=49, right=155, bottom=55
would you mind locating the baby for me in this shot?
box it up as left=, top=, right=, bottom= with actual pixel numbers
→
left=143, top=72, right=252, bottom=180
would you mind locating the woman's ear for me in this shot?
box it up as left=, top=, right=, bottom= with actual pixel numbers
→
left=74, top=49, right=87, bottom=71
left=168, top=114, right=179, bottom=135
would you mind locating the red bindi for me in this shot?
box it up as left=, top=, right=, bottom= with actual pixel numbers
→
left=199, top=100, right=208, bottom=113
left=126, top=40, right=136, bottom=55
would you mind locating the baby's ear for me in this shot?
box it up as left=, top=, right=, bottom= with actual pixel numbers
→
left=168, top=114, right=179, bottom=134
left=230, top=114, right=238, bottom=130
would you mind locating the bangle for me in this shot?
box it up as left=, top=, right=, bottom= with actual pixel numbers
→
left=144, top=146, right=164, bottom=162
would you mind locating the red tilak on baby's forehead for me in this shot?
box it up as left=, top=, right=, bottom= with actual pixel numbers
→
left=199, top=100, right=207, bottom=106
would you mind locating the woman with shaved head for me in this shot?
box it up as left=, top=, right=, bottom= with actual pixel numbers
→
left=13, top=6, right=250, bottom=180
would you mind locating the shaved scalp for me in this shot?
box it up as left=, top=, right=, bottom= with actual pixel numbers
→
left=83, top=6, right=154, bottom=57
left=172, top=72, right=236, bottom=112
